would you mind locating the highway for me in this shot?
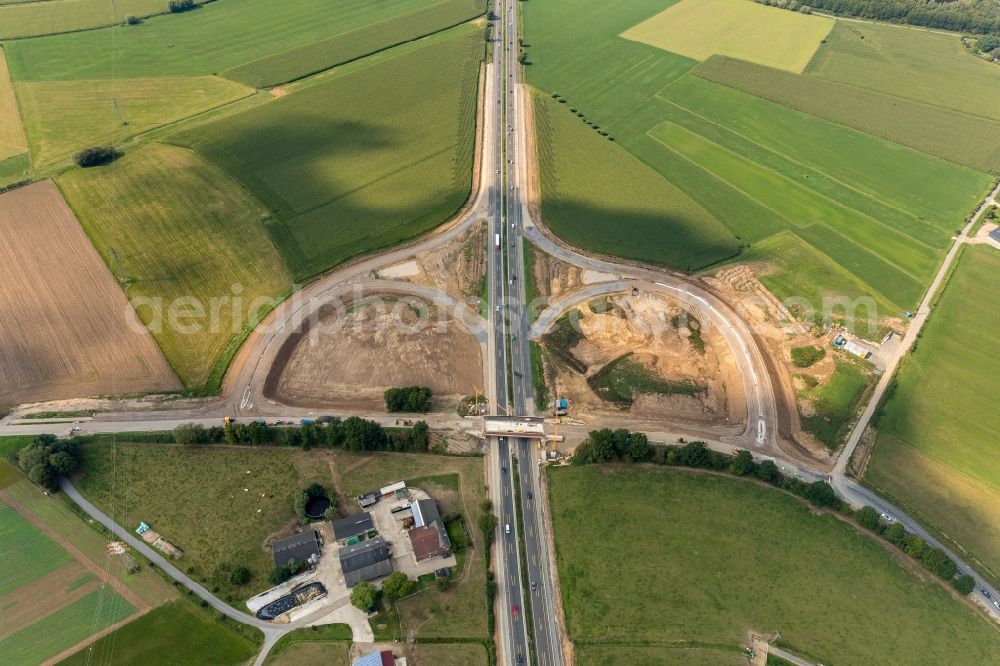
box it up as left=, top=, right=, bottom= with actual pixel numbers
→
left=496, top=0, right=564, bottom=663
left=5, top=2, right=1000, bottom=662
left=487, top=0, right=533, bottom=662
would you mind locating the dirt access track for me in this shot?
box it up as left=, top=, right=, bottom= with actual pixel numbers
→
left=0, top=181, right=178, bottom=409
left=264, top=290, right=486, bottom=412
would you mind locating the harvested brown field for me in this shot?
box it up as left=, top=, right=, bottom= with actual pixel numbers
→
left=0, top=181, right=179, bottom=409
left=266, top=294, right=484, bottom=411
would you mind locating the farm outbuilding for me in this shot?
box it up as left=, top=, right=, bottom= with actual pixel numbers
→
left=272, top=529, right=321, bottom=568
left=332, top=513, right=374, bottom=543
left=339, top=536, right=393, bottom=587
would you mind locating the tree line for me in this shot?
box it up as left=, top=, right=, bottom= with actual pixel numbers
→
left=172, top=416, right=431, bottom=453
left=572, top=428, right=973, bottom=596
left=754, top=0, right=1000, bottom=36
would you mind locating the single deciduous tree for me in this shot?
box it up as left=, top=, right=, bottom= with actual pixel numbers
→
left=351, top=581, right=377, bottom=611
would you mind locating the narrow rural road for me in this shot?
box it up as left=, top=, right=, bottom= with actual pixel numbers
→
left=831, top=180, right=1000, bottom=621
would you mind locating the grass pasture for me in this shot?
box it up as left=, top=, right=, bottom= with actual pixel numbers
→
left=532, top=91, right=738, bottom=271
left=4, top=0, right=469, bottom=81
left=0, top=0, right=206, bottom=39
left=57, top=144, right=292, bottom=389
left=577, top=646, right=744, bottom=666
left=77, top=442, right=303, bottom=604
left=0, top=48, right=27, bottom=162
left=694, top=56, right=1000, bottom=174
left=2, top=477, right=177, bottom=608
left=806, top=21, right=1000, bottom=125
left=865, top=246, right=1000, bottom=585
left=58, top=599, right=258, bottom=666
left=174, top=27, right=482, bottom=280
left=77, top=442, right=489, bottom=640
left=738, top=232, right=897, bottom=336
left=549, top=466, right=1000, bottom=664
left=223, top=0, right=485, bottom=88
left=622, top=0, right=833, bottom=73
left=799, top=360, right=870, bottom=449
left=15, top=76, right=252, bottom=165
left=0, top=587, right=135, bottom=666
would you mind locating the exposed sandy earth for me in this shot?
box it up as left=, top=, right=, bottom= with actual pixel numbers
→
left=383, top=220, right=488, bottom=312
left=529, top=245, right=591, bottom=301
left=701, top=263, right=886, bottom=458
left=0, top=181, right=179, bottom=410
left=266, top=295, right=483, bottom=411
left=539, top=292, right=746, bottom=427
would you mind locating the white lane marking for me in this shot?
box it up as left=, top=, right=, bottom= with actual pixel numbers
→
left=239, top=386, right=252, bottom=410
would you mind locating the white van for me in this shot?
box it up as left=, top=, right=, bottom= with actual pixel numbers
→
left=505, top=524, right=510, bottom=535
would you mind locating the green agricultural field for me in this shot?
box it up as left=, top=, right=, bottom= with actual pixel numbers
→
left=651, top=122, right=934, bottom=309
left=223, top=0, right=485, bottom=88
left=550, top=466, right=1000, bottom=664
left=523, top=0, right=988, bottom=314
left=15, top=76, right=252, bottom=165
left=622, top=0, right=833, bottom=73
left=0, top=435, right=33, bottom=458
left=533, top=92, right=738, bottom=271
left=865, top=246, right=1000, bottom=586
left=4, top=0, right=478, bottom=81
left=57, top=143, right=292, bottom=388
left=0, top=48, right=27, bottom=162
left=267, top=641, right=350, bottom=666
left=799, top=360, right=870, bottom=449
left=740, top=234, right=898, bottom=334
left=694, top=56, right=1000, bottom=174
left=0, top=587, right=135, bottom=666
left=807, top=21, right=1000, bottom=125
left=58, top=599, right=259, bottom=666
left=77, top=442, right=303, bottom=604
left=0, top=501, right=72, bottom=596
left=2, top=477, right=177, bottom=608
left=658, top=73, right=991, bottom=233
left=173, top=27, right=482, bottom=280
left=0, top=0, right=206, bottom=39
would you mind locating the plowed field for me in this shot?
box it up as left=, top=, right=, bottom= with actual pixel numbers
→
left=0, top=181, right=178, bottom=408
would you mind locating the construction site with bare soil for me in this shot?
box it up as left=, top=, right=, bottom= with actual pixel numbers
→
left=378, top=220, right=489, bottom=315
left=700, top=263, right=884, bottom=458
left=264, top=293, right=485, bottom=412
left=535, top=290, right=747, bottom=428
